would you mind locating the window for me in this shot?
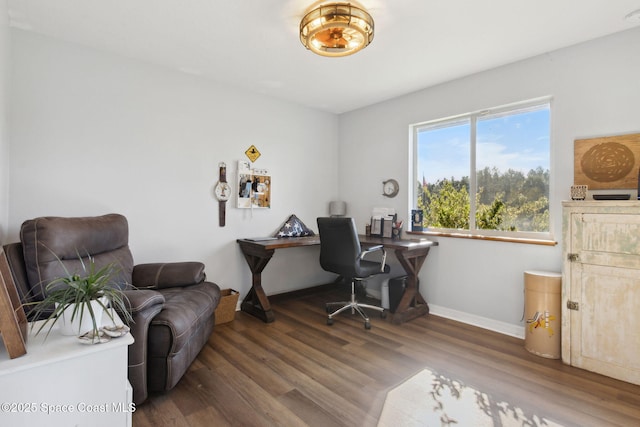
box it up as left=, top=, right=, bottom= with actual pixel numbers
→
left=412, top=98, right=552, bottom=240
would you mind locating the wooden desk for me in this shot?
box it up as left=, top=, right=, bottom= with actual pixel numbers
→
left=236, top=235, right=438, bottom=324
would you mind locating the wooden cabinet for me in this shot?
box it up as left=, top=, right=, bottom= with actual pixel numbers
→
left=562, top=201, right=640, bottom=385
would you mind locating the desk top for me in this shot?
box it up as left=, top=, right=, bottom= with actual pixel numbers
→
left=359, top=235, right=438, bottom=250
left=237, top=235, right=438, bottom=251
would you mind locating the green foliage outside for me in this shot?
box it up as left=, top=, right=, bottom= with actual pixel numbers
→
left=417, top=166, right=549, bottom=232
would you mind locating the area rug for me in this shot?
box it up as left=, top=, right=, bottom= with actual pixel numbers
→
left=377, top=368, right=564, bottom=427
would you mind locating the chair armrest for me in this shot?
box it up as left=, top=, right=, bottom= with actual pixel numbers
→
left=132, top=262, right=206, bottom=289
left=359, top=244, right=383, bottom=259
left=359, top=245, right=387, bottom=272
left=118, top=289, right=165, bottom=405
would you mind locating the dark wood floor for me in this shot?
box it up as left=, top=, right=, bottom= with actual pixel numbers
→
left=133, top=287, right=640, bottom=427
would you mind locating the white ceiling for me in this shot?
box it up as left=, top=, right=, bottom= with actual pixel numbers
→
left=7, top=0, right=640, bottom=113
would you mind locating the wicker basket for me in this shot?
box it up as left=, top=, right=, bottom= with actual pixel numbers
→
left=214, top=289, right=239, bottom=325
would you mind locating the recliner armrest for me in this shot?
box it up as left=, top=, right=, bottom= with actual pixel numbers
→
left=122, top=288, right=165, bottom=313
left=118, top=288, right=165, bottom=406
left=132, top=262, right=206, bottom=290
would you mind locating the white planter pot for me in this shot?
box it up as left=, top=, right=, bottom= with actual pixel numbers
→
left=58, top=298, right=106, bottom=336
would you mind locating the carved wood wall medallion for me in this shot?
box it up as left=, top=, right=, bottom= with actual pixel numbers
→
left=574, top=133, right=640, bottom=190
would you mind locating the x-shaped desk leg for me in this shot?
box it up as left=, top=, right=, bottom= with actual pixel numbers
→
left=390, top=247, right=431, bottom=324
left=238, top=247, right=276, bottom=323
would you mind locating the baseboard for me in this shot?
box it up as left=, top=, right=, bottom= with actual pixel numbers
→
left=282, top=286, right=524, bottom=339
left=367, top=289, right=524, bottom=339
left=429, top=304, right=525, bottom=339
left=269, top=283, right=335, bottom=303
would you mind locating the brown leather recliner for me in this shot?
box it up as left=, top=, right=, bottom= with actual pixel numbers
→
left=3, top=213, right=221, bottom=405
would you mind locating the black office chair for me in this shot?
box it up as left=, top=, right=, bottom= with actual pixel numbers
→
left=317, top=217, right=390, bottom=329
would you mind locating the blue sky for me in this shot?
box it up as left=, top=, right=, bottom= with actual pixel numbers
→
left=418, top=108, right=550, bottom=184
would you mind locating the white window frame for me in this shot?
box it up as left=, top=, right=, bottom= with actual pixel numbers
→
left=409, top=96, right=554, bottom=242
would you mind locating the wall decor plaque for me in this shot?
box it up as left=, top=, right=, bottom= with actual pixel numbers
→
left=574, top=133, right=640, bottom=190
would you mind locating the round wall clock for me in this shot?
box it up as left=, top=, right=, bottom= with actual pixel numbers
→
left=382, top=179, right=399, bottom=198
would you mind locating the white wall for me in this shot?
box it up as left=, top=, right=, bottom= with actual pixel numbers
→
left=8, top=29, right=337, bottom=296
left=0, top=0, right=9, bottom=241
left=338, top=27, right=640, bottom=335
left=8, top=25, right=640, bottom=337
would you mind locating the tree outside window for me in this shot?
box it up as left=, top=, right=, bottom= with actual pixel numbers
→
left=413, top=99, right=551, bottom=239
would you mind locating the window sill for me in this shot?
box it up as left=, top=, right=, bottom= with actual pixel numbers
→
left=406, top=230, right=557, bottom=246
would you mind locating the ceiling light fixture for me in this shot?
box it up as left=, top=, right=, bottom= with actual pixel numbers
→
left=300, top=3, right=374, bottom=57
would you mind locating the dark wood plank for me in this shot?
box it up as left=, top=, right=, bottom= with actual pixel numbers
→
left=0, top=248, right=27, bottom=359
left=134, top=287, right=640, bottom=427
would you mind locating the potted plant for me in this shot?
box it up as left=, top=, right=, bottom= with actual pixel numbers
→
left=25, top=254, right=133, bottom=343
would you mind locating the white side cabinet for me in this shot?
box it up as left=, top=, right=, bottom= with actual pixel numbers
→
left=0, top=320, right=134, bottom=427
left=562, top=201, right=640, bottom=385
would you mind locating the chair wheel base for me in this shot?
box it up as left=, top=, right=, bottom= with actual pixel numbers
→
left=327, top=317, right=334, bottom=326
left=364, top=321, right=371, bottom=330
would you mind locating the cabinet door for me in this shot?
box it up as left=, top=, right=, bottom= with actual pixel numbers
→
left=568, top=213, right=640, bottom=384
left=570, top=263, right=640, bottom=384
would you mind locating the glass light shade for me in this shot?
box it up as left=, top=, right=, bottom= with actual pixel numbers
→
left=300, top=3, right=374, bottom=57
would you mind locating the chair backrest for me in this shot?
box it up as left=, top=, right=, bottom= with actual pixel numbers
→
left=19, top=214, right=134, bottom=300
left=317, top=217, right=362, bottom=278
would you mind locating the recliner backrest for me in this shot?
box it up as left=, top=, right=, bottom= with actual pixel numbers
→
left=20, top=213, right=135, bottom=300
